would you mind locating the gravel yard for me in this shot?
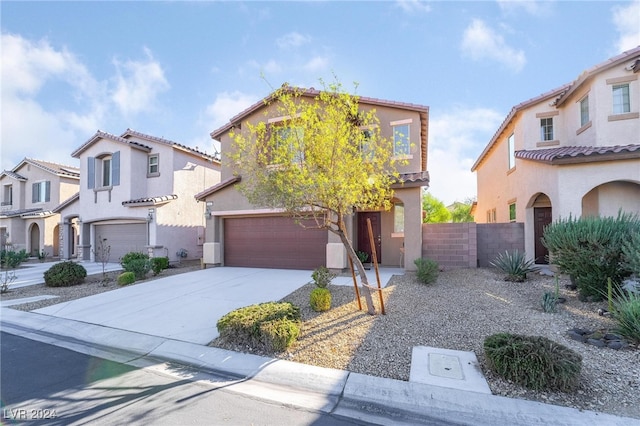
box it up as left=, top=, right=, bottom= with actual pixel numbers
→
left=2, top=263, right=639, bottom=419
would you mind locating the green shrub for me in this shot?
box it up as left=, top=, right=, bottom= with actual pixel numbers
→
left=541, top=292, right=557, bottom=313
left=490, top=250, right=536, bottom=282
left=217, top=302, right=301, bottom=353
left=610, top=290, right=640, bottom=344
left=310, top=287, right=332, bottom=311
left=258, top=318, right=301, bottom=352
left=621, top=232, right=640, bottom=276
left=542, top=212, right=640, bottom=300
left=117, top=271, right=136, bottom=286
left=151, top=257, right=169, bottom=276
left=311, top=266, right=335, bottom=288
left=414, top=258, right=439, bottom=284
left=1, top=249, right=29, bottom=269
left=484, top=333, right=582, bottom=392
left=44, top=261, right=87, bottom=287
left=121, top=252, right=151, bottom=280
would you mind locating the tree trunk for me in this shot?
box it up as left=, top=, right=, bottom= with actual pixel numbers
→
left=333, top=217, right=377, bottom=315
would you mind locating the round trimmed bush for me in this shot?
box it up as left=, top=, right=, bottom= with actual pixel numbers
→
left=484, top=333, right=582, bottom=392
left=117, top=271, right=136, bottom=286
left=121, top=251, right=151, bottom=280
left=217, top=302, right=301, bottom=353
left=310, top=287, right=332, bottom=311
left=44, top=261, right=87, bottom=287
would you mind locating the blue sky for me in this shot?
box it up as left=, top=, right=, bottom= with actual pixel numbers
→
left=1, top=1, right=639, bottom=205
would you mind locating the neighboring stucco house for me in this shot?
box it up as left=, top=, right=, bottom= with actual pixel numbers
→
left=0, top=158, right=80, bottom=258
left=56, top=129, right=221, bottom=263
left=197, top=88, right=430, bottom=271
left=472, top=46, right=640, bottom=264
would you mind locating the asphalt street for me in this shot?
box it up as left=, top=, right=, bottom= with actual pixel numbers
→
left=0, top=332, right=374, bottom=426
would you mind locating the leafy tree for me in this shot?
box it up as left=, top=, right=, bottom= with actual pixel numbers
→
left=422, top=192, right=451, bottom=223
left=450, top=197, right=475, bottom=223
left=229, top=80, right=404, bottom=314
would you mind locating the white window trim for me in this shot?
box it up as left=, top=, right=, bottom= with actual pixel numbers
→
left=148, top=154, right=160, bottom=177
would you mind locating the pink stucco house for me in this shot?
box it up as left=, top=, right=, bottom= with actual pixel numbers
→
left=472, top=46, right=640, bottom=263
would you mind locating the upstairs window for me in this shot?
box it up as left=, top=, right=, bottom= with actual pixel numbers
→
left=269, top=125, right=304, bottom=165
left=88, top=151, right=120, bottom=189
left=392, top=122, right=410, bottom=156
left=507, top=133, right=515, bottom=169
left=580, top=96, right=590, bottom=127
left=2, top=184, right=12, bottom=206
left=32, top=181, right=50, bottom=203
left=540, top=118, right=553, bottom=141
left=148, top=154, right=159, bottom=176
left=359, top=128, right=375, bottom=161
left=101, top=156, right=112, bottom=187
left=612, top=84, right=630, bottom=114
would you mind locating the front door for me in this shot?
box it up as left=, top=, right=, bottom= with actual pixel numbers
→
left=534, top=207, right=552, bottom=264
left=357, top=212, right=381, bottom=264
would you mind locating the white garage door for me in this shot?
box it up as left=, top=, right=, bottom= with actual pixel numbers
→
left=94, top=223, right=146, bottom=263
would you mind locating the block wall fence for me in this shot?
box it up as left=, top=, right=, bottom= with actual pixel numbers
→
left=421, top=222, right=525, bottom=269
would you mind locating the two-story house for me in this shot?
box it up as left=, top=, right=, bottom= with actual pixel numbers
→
left=0, top=158, right=80, bottom=257
left=55, top=129, right=221, bottom=263
left=196, top=87, right=430, bottom=271
left=472, top=46, right=640, bottom=264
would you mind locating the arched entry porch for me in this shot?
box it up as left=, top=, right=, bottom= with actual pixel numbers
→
left=527, top=193, right=552, bottom=264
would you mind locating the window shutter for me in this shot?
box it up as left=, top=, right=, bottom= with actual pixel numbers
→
left=88, top=157, right=95, bottom=189
left=32, top=183, right=38, bottom=203
left=112, top=151, right=120, bottom=186
left=45, top=181, right=51, bottom=202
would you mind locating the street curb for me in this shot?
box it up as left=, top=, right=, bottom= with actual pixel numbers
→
left=2, top=308, right=638, bottom=425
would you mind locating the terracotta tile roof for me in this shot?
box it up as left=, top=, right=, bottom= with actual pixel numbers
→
left=122, top=194, right=178, bottom=206
left=72, top=130, right=152, bottom=157
left=391, top=171, right=430, bottom=188
left=0, top=207, right=43, bottom=218
left=0, top=170, right=27, bottom=181
left=472, top=46, right=640, bottom=172
left=516, top=144, right=640, bottom=164
left=195, top=176, right=241, bottom=201
left=53, top=192, right=80, bottom=213
left=121, top=129, right=220, bottom=163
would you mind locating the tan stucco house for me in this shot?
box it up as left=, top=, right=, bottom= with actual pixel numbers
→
left=472, top=46, right=640, bottom=264
left=55, top=129, right=221, bottom=263
left=197, top=87, right=430, bottom=271
left=0, top=158, right=80, bottom=258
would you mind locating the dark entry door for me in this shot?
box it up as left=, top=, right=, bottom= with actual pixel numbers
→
left=534, top=207, right=552, bottom=264
left=357, top=212, right=381, bottom=264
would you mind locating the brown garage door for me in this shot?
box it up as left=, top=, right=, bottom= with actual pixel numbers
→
left=224, top=216, right=327, bottom=270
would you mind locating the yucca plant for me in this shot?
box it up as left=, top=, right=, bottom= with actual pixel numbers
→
left=610, top=289, right=640, bottom=344
left=490, top=250, right=536, bottom=282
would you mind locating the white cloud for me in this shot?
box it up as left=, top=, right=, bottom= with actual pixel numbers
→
left=427, top=107, right=504, bottom=205
left=303, top=56, right=329, bottom=72
left=204, top=91, right=256, bottom=130
left=612, top=0, right=640, bottom=52
left=395, top=0, right=432, bottom=14
left=0, top=34, right=104, bottom=169
left=276, top=32, right=311, bottom=49
left=111, top=47, right=170, bottom=117
left=496, top=0, right=552, bottom=16
left=460, top=19, right=526, bottom=72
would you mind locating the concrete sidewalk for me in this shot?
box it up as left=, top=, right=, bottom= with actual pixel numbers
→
left=1, top=266, right=636, bottom=425
left=7, top=260, right=123, bottom=289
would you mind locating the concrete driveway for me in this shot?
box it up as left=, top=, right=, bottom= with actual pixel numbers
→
left=32, top=266, right=402, bottom=345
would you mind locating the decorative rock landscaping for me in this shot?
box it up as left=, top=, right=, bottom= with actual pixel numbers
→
left=567, top=327, right=629, bottom=350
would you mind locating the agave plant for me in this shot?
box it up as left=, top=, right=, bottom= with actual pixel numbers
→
left=490, top=250, right=536, bottom=282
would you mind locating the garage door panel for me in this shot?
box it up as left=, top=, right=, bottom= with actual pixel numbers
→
left=95, top=223, right=146, bottom=263
left=224, top=217, right=327, bottom=270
